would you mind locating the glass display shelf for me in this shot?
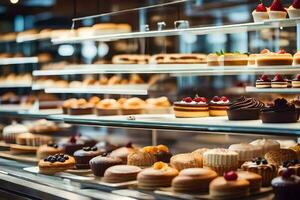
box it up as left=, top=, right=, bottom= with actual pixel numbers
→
left=0, top=57, right=38, bottom=65
left=246, top=86, right=300, bottom=94
left=32, top=64, right=300, bottom=76
left=47, top=114, right=300, bottom=136
left=0, top=84, right=32, bottom=88
left=52, top=18, right=300, bottom=44
left=16, top=34, right=50, bottom=43
left=0, top=107, right=62, bottom=119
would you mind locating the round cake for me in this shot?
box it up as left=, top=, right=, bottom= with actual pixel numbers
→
left=38, top=154, right=75, bottom=174
left=73, top=146, right=104, bottom=169
left=173, top=96, right=209, bottom=118
left=89, top=155, right=122, bottom=177
left=110, top=143, right=136, bottom=164
left=170, top=153, right=203, bottom=171
left=103, top=165, right=142, bottom=183
left=209, top=96, right=230, bottom=116
left=37, top=143, right=64, bottom=159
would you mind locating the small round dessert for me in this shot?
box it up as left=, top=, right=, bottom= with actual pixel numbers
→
left=73, top=146, right=104, bottom=169
left=207, top=53, right=219, bottom=66
left=290, top=144, right=300, bottom=161
left=256, top=50, right=293, bottom=66
left=94, top=141, right=118, bottom=153
left=203, top=148, right=239, bottom=176
left=170, top=153, right=203, bottom=171
left=271, top=74, right=288, bottom=88
left=209, top=96, right=230, bottom=116
left=278, top=160, right=300, bottom=176
left=261, top=98, right=299, bottom=123
left=38, top=154, right=75, bottom=175
left=172, top=168, right=217, bottom=193
left=37, top=143, right=64, bottom=159
left=272, top=169, right=300, bottom=200
left=227, top=96, right=265, bottom=120
left=294, top=52, right=300, bottom=65
left=237, top=171, right=262, bottom=193
left=103, top=165, right=142, bottom=183
left=142, top=145, right=173, bottom=163
left=127, top=149, right=157, bottom=167
left=288, top=0, right=300, bottom=18
left=241, top=157, right=277, bottom=187
left=209, top=171, right=250, bottom=198
left=265, top=149, right=298, bottom=166
left=256, top=75, right=271, bottom=88
left=250, top=139, right=280, bottom=156
left=145, top=97, right=171, bottom=114
left=110, top=142, right=136, bottom=164
left=58, top=136, right=85, bottom=156
left=137, top=162, right=179, bottom=189
left=16, top=133, right=52, bottom=146
left=292, top=74, right=300, bottom=88
left=229, top=143, right=262, bottom=166
left=121, top=97, right=146, bottom=115
left=268, top=0, right=287, bottom=20
left=218, top=53, right=248, bottom=66
left=89, top=155, right=123, bottom=177
left=96, top=99, right=120, bottom=116
left=62, top=98, right=77, bottom=114
left=174, top=96, right=209, bottom=118
left=2, top=122, right=29, bottom=144
left=252, top=2, right=269, bottom=22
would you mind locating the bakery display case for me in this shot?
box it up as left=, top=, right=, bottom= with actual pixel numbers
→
left=0, top=0, right=300, bottom=199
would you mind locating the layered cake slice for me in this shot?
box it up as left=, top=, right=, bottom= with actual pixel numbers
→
left=174, top=96, right=209, bottom=118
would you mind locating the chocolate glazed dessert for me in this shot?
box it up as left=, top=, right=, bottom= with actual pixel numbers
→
left=227, top=96, right=265, bottom=120
left=261, top=98, right=299, bottom=123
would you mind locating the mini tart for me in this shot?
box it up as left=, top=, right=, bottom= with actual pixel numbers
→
left=170, top=153, right=203, bottom=171
left=269, top=0, right=287, bottom=20
left=250, top=139, right=280, bottom=156
left=252, top=10, right=269, bottom=22
left=36, top=143, right=64, bottom=159
left=121, top=97, right=146, bottom=115
left=209, top=97, right=230, bottom=116
left=103, top=165, right=142, bottom=183
left=287, top=5, right=300, bottom=18
left=236, top=171, right=262, bottom=193
left=256, top=53, right=293, bottom=66
left=265, top=149, right=298, bottom=166
left=73, top=147, right=103, bottom=169
left=209, top=176, right=250, bottom=198
left=137, top=162, right=179, bottom=189
left=38, top=155, right=75, bottom=175
left=293, top=52, right=300, bottom=65
left=172, top=168, right=217, bottom=193
left=218, top=53, right=248, bottom=66
left=89, top=155, right=123, bottom=177
left=229, top=143, right=262, bottom=166
left=207, top=53, right=219, bottom=66
left=96, top=99, right=120, bottom=116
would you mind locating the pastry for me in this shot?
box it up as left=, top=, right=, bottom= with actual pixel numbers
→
left=229, top=143, right=262, bottom=166
left=248, top=54, right=258, bottom=66
left=103, top=165, right=142, bottom=183
left=278, top=160, right=300, bottom=176
left=271, top=74, right=288, bottom=88
left=268, top=0, right=287, bottom=19
left=241, top=157, right=277, bottom=186
left=137, top=162, right=179, bottom=189
left=172, top=168, right=217, bottom=193
left=112, top=54, right=150, bottom=64
left=272, top=169, right=300, bottom=200
left=110, top=143, right=137, bottom=164
left=28, top=119, right=59, bottom=134
left=288, top=0, right=300, bottom=18
left=209, top=96, right=230, bottom=116
left=256, top=75, right=271, bottom=88
left=170, top=153, right=203, bottom=171
left=62, top=98, right=77, bottom=114
left=218, top=52, right=248, bottom=66
left=58, top=136, right=85, bottom=155
left=121, top=97, right=145, bottom=115
left=252, top=1, right=269, bottom=22
left=292, top=74, right=300, bottom=88
left=88, top=96, right=101, bottom=106
left=265, top=149, right=298, bottom=166
left=236, top=171, right=262, bottom=193
left=76, top=135, right=97, bottom=147
left=38, top=154, right=75, bottom=174
left=173, top=96, right=209, bottom=118
left=89, top=155, right=123, bottom=177
left=256, top=49, right=293, bottom=66
left=209, top=171, right=250, bottom=198
left=207, top=53, right=219, bottom=66
left=145, top=97, right=171, bottom=114
left=150, top=54, right=207, bottom=64
left=227, top=96, right=265, bottom=120
left=261, top=98, right=299, bottom=123
left=293, top=52, right=300, bottom=65
left=73, top=147, right=104, bottom=169
left=250, top=139, right=280, bottom=156
left=93, top=141, right=118, bottom=153
left=16, top=133, right=52, bottom=146
left=37, top=143, right=64, bottom=159
left=95, top=99, right=120, bottom=116
left=68, top=99, right=93, bottom=115
left=203, top=148, right=239, bottom=175
left=2, top=122, right=29, bottom=144
left=290, top=144, right=300, bottom=160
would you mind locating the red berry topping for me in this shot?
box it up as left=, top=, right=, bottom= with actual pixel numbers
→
left=277, top=49, right=286, bottom=54
left=273, top=74, right=284, bottom=82
left=199, top=97, right=207, bottom=103
left=295, top=74, right=300, bottom=80
left=220, top=96, right=228, bottom=102
left=212, top=96, right=220, bottom=102
left=293, top=0, right=300, bottom=9
left=69, top=136, right=77, bottom=144
left=260, top=75, right=270, bottom=82
left=256, top=3, right=267, bottom=12
left=125, top=142, right=132, bottom=148
left=193, top=97, right=202, bottom=103
left=282, top=168, right=294, bottom=179
left=224, top=171, right=238, bottom=181
left=270, top=0, right=286, bottom=12
left=183, top=97, right=193, bottom=103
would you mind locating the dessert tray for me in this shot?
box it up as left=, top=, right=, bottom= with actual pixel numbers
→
left=0, top=151, right=39, bottom=163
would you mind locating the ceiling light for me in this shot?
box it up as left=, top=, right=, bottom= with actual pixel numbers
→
left=10, top=0, right=19, bottom=4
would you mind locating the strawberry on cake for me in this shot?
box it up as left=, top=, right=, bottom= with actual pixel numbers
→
left=268, top=0, right=287, bottom=19
left=287, top=0, right=300, bottom=18
left=252, top=1, right=269, bottom=22
left=174, top=96, right=209, bottom=118
left=209, top=96, right=230, bottom=116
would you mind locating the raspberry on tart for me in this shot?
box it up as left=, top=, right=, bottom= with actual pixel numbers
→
left=252, top=1, right=269, bottom=22
left=269, top=0, right=287, bottom=19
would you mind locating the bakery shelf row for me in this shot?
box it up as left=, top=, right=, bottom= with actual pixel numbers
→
left=246, top=86, right=300, bottom=94
left=32, top=64, right=300, bottom=76
left=52, top=18, right=300, bottom=44
left=0, top=57, right=38, bottom=65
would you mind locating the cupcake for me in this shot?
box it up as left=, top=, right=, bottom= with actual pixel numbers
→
left=173, top=96, right=209, bottom=118
left=250, top=139, right=280, bottom=156
left=95, top=99, right=120, bottom=116
left=278, top=160, right=300, bottom=176
left=287, top=0, right=300, bottom=18
left=271, top=74, right=288, bottom=88
left=272, top=169, right=300, bottom=200
left=203, top=148, right=239, bottom=176
left=58, top=136, right=85, bottom=156
left=256, top=75, right=271, bottom=88
left=229, top=143, right=262, bottom=166
left=268, top=0, right=287, bottom=20
left=89, top=155, right=123, bottom=177
left=103, top=165, right=142, bottom=183
left=292, top=74, right=300, bottom=88
left=73, top=146, right=104, bottom=169
left=252, top=1, right=269, bottom=22
left=227, top=96, right=265, bottom=120
left=265, top=149, right=298, bottom=166
left=260, top=98, right=299, bottom=123
left=209, top=96, right=230, bottom=116
left=2, top=122, right=29, bottom=144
